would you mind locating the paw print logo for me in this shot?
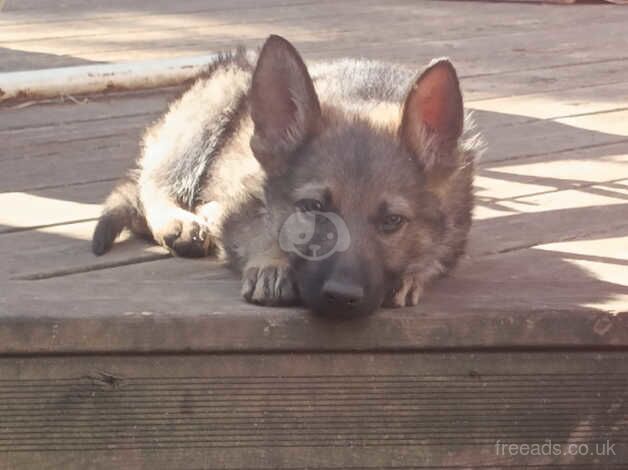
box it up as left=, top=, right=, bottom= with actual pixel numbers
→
left=278, top=211, right=350, bottom=260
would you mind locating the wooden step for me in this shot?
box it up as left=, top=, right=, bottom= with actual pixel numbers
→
left=1, top=352, right=626, bottom=469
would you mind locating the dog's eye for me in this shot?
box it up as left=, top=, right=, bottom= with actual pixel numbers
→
left=380, top=214, right=406, bottom=233
left=296, top=199, right=323, bottom=212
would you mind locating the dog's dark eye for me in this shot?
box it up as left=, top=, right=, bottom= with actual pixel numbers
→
left=296, top=199, right=323, bottom=212
left=380, top=214, right=406, bottom=233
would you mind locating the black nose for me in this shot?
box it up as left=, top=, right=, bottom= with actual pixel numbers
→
left=322, top=279, right=364, bottom=308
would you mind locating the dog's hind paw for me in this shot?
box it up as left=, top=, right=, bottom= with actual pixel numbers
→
left=241, top=261, right=298, bottom=306
left=384, top=273, right=424, bottom=308
left=156, top=218, right=214, bottom=258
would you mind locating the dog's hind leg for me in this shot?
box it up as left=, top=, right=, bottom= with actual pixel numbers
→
left=139, top=177, right=215, bottom=258
left=137, top=81, right=248, bottom=257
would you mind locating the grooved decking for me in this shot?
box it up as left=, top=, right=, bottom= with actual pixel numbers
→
left=1, top=353, right=626, bottom=468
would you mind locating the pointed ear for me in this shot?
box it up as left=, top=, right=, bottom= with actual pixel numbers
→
left=400, top=58, right=464, bottom=169
left=249, top=35, right=321, bottom=175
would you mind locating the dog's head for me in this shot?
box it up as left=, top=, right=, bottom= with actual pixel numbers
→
left=249, top=35, right=472, bottom=317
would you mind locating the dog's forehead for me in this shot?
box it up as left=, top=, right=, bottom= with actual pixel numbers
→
left=311, top=121, right=403, bottom=172
left=292, top=122, right=423, bottom=210
left=332, top=122, right=417, bottom=174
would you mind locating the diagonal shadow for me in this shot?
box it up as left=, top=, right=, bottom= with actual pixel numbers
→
left=0, top=47, right=103, bottom=73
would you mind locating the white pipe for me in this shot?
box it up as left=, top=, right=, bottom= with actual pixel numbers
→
left=0, top=54, right=218, bottom=103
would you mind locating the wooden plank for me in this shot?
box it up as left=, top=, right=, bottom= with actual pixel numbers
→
left=463, top=58, right=628, bottom=101
left=0, top=96, right=158, bottom=189
left=468, top=81, right=628, bottom=121
left=3, top=98, right=625, bottom=191
left=0, top=352, right=626, bottom=469
left=1, top=0, right=338, bottom=18
left=0, top=92, right=175, bottom=196
left=558, top=109, right=628, bottom=137
left=0, top=48, right=101, bottom=73
left=302, top=18, right=628, bottom=77
left=477, top=111, right=628, bottom=164
left=0, top=87, right=177, bottom=133
left=471, top=199, right=628, bottom=257
left=1, top=110, right=156, bottom=150
left=0, top=220, right=168, bottom=280
left=0, top=181, right=112, bottom=233
left=473, top=159, right=628, bottom=253
left=60, top=15, right=627, bottom=75
left=3, top=276, right=625, bottom=353
left=2, top=1, right=627, bottom=75
left=0, top=1, right=340, bottom=39
left=2, top=166, right=624, bottom=279
left=471, top=142, right=628, bottom=254
left=0, top=141, right=135, bottom=191
left=475, top=153, right=628, bottom=220
left=1, top=137, right=624, bottom=275
left=3, top=53, right=627, bottom=104
left=3, top=58, right=624, bottom=123
left=463, top=235, right=628, bottom=313
left=2, top=229, right=626, bottom=354
left=2, top=6, right=620, bottom=54
left=4, top=71, right=623, bottom=140
left=2, top=0, right=621, bottom=32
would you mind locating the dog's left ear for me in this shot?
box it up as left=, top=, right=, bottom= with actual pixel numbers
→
left=400, top=59, right=464, bottom=169
left=250, top=35, right=321, bottom=175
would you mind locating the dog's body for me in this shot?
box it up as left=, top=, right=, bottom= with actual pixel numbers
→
left=93, top=36, right=481, bottom=317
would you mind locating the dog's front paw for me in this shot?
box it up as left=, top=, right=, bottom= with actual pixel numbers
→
left=155, top=219, right=213, bottom=258
left=384, top=273, right=424, bottom=308
left=241, top=259, right=298, bottom=306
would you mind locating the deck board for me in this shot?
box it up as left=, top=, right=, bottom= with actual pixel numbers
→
left=2, top=1, right=628, bottom=72
left=1, top=352, right=625, bottom=469
left=0, top=353, right=628, bottom=470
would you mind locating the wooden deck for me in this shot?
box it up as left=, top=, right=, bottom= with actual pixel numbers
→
left=1, top=0, right=627, bottom=468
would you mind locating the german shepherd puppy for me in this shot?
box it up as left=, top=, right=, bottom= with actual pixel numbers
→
left=92, top=35, right=480, bottom=317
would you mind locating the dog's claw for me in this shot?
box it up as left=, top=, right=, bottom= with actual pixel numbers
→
left=241, top=262, right=298, bottom=306
left=384, top=273, right=424, bottom=308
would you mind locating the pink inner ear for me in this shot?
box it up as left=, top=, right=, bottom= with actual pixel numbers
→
left=412, top=64, right=462, bottom=136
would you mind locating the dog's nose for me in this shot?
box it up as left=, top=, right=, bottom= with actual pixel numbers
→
left=322, top=279, right=364, bottom=308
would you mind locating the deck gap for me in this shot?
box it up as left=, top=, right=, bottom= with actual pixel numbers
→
left=11, top=253, right=170, bottom=281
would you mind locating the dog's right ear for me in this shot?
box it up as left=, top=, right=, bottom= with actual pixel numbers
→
left=400, top=58, right=464, bottom=170
left=249, top=35, right=321, bottom=175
